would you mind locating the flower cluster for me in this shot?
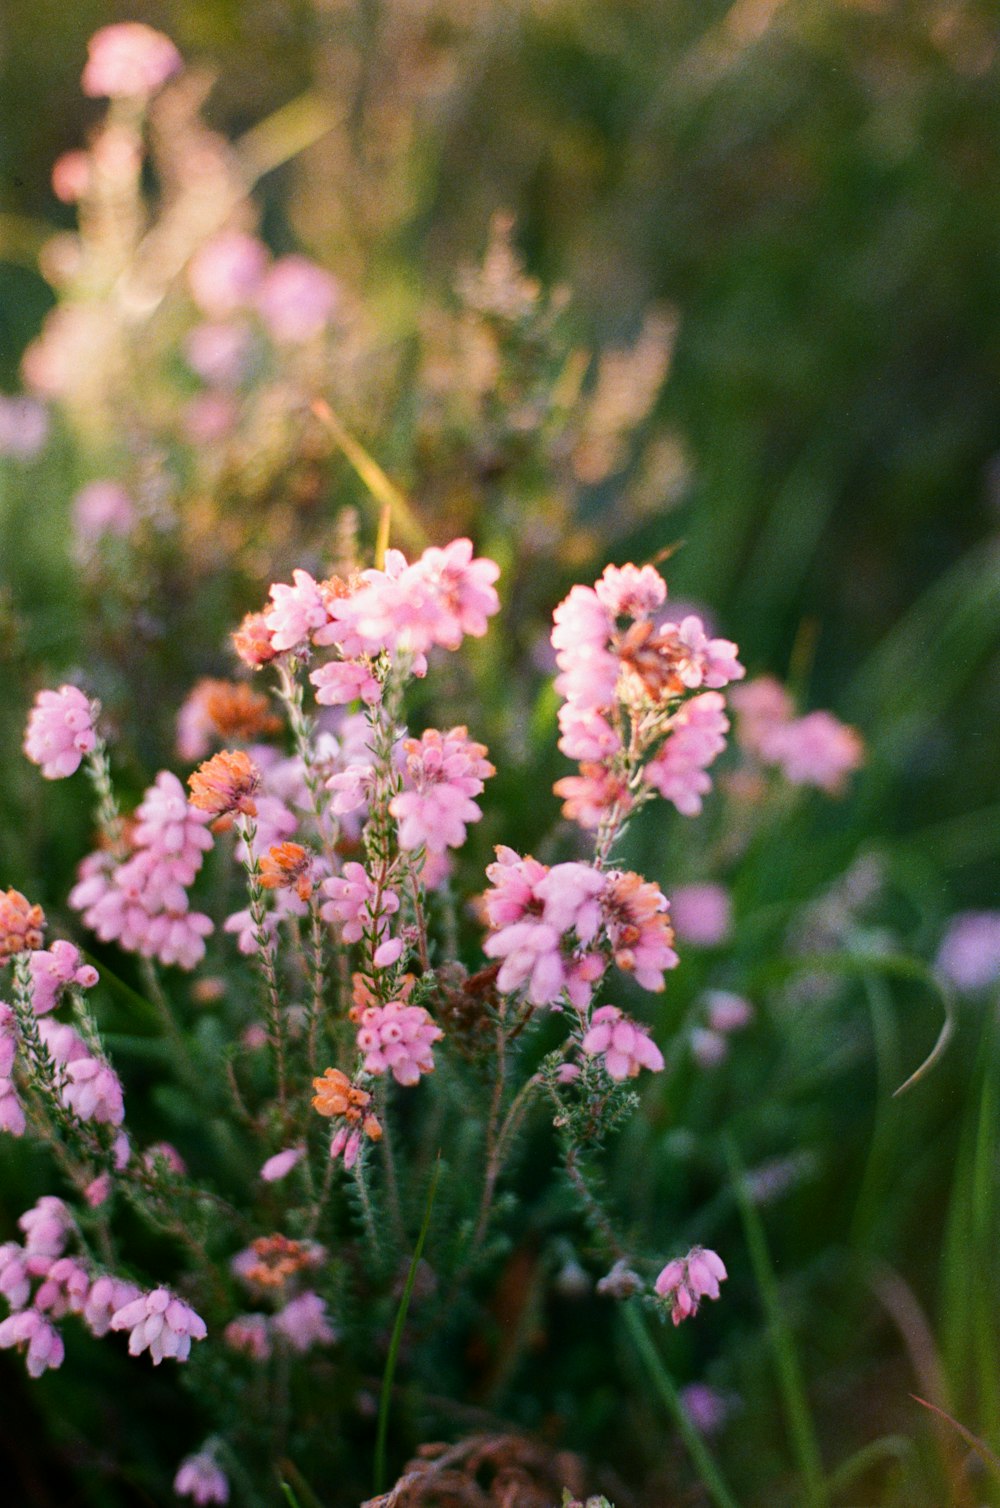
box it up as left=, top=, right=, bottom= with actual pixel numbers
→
left=355, top=999, right=443, bottom=1085
left=580, top=1006, right=664, bottom=1081
left=312, top=1068, right=383, bottom=1168
left=482, top=850, right=677, bottom=1007
left=654, top=1247, right=728, bottom=1325
left=109, top=1287, right=208, bottom=1364
left=730, top=677, right=864, bottom=794
left=390, top=726, right=495, bottom=853
left=550, top=563, right=744, bottom=833
left=23, top=685, right=97, bottom=780
left=70, top=771, right=214, bottom=969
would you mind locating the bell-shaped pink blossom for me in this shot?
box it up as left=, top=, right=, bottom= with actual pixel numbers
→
left=356, top=1000, right=442, bottom=1086
left=174, top=1450, right=229, bottom=1505
left=110, top=1287, right=207, bottom=1364
left=24, top=686, right=96, bottom=779
left=0, top=1308, right=65, bottom=1376
left=81, top=23, right=182, bottom=98
left=272, top=1290, right=335, bottom=1352
left=654, top=1246, right=727, bottom=1325
left=581, top=1005, right=664, bottom=1080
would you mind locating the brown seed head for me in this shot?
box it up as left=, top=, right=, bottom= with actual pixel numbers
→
left=187, top=749, right=261, bottom=827
left=232, top=611, right=278, bottom=670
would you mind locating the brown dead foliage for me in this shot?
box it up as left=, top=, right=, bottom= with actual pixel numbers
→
left=360, top=1431, right=588, bottom=1508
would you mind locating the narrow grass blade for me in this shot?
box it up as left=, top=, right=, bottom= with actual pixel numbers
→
left=374, top=1156, right=441, bottom=1494
left=911, top=1397, right=1000, bottom=1482
left=725, top=1135, right=827, bottom=1507
left=278, top=1459, right=325, bottom=1508
left=311, top=399, right=428, bottom=556
left=621, top=1300, right=741, bottom=1508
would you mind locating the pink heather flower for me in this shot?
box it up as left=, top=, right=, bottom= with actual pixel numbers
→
left=183, top=392, right=236, bottom=444
left=320, top=863, right=399, bottom=946
left=51, top=150, right=90, bottom=204
left=28, top=940, right=99, bottom=1016
left=62, top=1056, right=125, bottom=1125
left=265, top=569, right=331, bottom=652
left=581, top=1005, right=664, bottom=1080
left=729, top=676, right=794, bottom=758
left=33, top=1256, right=90, bottom=1319
left=765, top=711, right=864, bottom=793
left=482, top=852, right=607, bottom=1008
left=602, top=871, right=679, bottom=991
left=551, top=585, right=618, bottom=713
left=184, top=321, right=251, bottom=387
left=594, top=562, right=668, bottom=619
left=19, top=1197, right=72, bottom=1258
left=272, top=1290, right=335, bottom=1352
left=656, top=614, right=745, bottom=691
left=556, top=704, right=622, bottom=763
left=0, top=395, right=49, bottom=458
left=256, top=256, right=339, bottom=343
left=144, top=1142, right=187, bottom=1175
left=390, top=727, right=494, bottom=853
left=0, top=1309, right=65, bottom=1377
left=110, top=1288, right=207, bottom=1364
left=644, top=692, right=730, bottom=816
left=72, top=481, right=136, bottom=546
left=936, top=912, right=1000, bottom=992
left=0, top=1242, right=31, bottom=1310
left=554, top=764, right=632, bottom=831
left=408, top=538, right=501, bottom=649
left=260, top=1146, right=305, bottom=1182
left=188, top=232, right=268, bottom=318
left=311, top=660, right=382, bottom=708
left=356, top=1000, right=443, bottom=1086
left=690, top=1028, right=729, bottom=1069
left=704, top=990, right=754, bottom=1033
left=669, top=884, right=731, bottom=947
left=654, top=1247, right=728, bottom=1325
left=83, top=1276, right=142, bottom=1338
left=223, top=1313, right=271, bottom=1360
left=85, top=1174, right=112, bottom=1208
left=0, top=1081, right=25, bottom=1137
left=81, top=23, right=182, bottom=98
left=174, top=1451, right=229, bottom=1506
left=134, top=772, right=215, bottom=884
left=24, top=686, right=96, bottom=779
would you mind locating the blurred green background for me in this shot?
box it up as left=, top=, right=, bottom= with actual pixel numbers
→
left=2, top=3, right=1000, bottom=1505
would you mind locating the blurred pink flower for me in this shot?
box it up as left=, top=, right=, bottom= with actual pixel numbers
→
left=272, top=1291, right=335, bottom=1352
left=188, top=232, right=268, bottom=318
left=643, top=692, right=730, bottom=816
left=256, top=255, right=339, bottom=343
left=28, top=939, right=99, bottom=1016
left=936, top=911, right=1000, bottom=992
left=0, top=1308, right=64, bottom=1377
left=260, top=1146, right=305, bottom=1182
left=174, top=1451, right=229, bottom=1505
left=669, top=884, right=731, bottom=947
left=72, top=481, right=136, bottom=547
left=81, top=23, right=182, bottom=99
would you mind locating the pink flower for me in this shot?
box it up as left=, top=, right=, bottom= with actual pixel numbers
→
left=594, top=563, right=667, bottom=618
left=690, top=1028, right=729, bottom=1069
left=19, top=1197, right=72, bottom=1258
left=51, top=151, right=91, bottom=204
left=260, top=1146, right=305, bottom=1182
left=0, top=395, right=49, bottom=459
left=256, top=256, right=339, bottom=343
left=390, top=727, right=494, bottom=853
left=174, top=1451, right=229, bottom=1505
left=679, top=1383, right=731, bottom=1435
left=84, top=1174, right=112, bottom=1208
left=408, top=538, right=501, bottom=649
left=72, top=481, right=136, bottom=547
left=704, top=990, right=754, bottom=1032
left=83, top=1276, right=142, bottom=1337
left=0, top=1308, right=64, bottom=1377
left=0, top=1241, right=31, bottom=1310
left=356, top=1000, right=442, bottom=1086
left=224, top=1314, right=271, bottom=1359
left=184, top=321, right=251, bottom=387
left=729, top=676, right=794, bottom=759
left=644, top=692, right=730, bottom=816
left=311, top=660, right=382, bottom=708
left=110, top=1287, right=207, bottom=1364
left=551, top=585, right=618, bottom=713
left=272, top=1290, right=335, bottom=1352
left=33, top=1256, right=90, bottom=1319
left=936, top=912, right=1000, bottom=992
left=581, top=1005, right=664, bottom=1080
left=764, top=711, right=864, bottom=793
left=320, top=863, right=399, bottom=946
left=24, top=685, right=96, bottom=779
left=655, top=614, right=745, bottom=691
left=81, top=23, right=182, bottom=98
left=654, top=1247, right=727, bottom=1325
left=265, top=570, right=331, bottom=653
left=602, top=871, right=678, bottom=991
left=554, top=764, right=632, bottom=831
left=482, top=852, right=607, bottom=1008
left=188, top=233, right=268, bottom=318
left=669, top=884, right=731, bottom=947
left=28, top=940, right=99, bottom=1016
